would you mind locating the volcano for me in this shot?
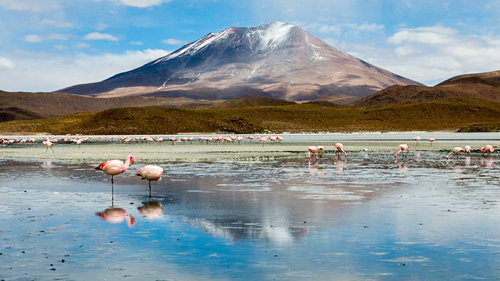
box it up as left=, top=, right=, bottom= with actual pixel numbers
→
left=62, top=21, right=420, bottom=102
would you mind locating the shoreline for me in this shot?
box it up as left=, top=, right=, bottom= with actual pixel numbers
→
left=0, top=140, right=496, bottom=162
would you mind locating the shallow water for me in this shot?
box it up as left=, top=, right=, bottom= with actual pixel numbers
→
left=2, top=152, right=500, bottom=280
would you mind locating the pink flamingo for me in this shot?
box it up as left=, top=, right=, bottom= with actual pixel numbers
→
left=413, top=136, right=421, bottom=146
left=445, top=147, right=464, bottom=159
left=260, top=137, right=268, bottom=147
left=43, top=140, right=54, bottom=153
left=307, top=146, right=325, bottom=161
left=428, top=138, right=435, bottom=146
left=334, top=142, right=347, bottom=158
left=464, top=145, right=471, bottom=155
left=96, top=207, right=136, bottom=227
left=478, top=145, right=497, bottom=155
left=136, top=165, right=164, bottom=197
left=394, top=144, right=409, bottom=158
left=95, top=155, right=135, bottom=199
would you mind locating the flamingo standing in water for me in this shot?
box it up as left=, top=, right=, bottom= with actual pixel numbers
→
left=95, top=155, right=135, bottom=200
left=478, top=145, right=497, bottom=155
left=428, top=138, right=436, bottom=146
left=334, top=142, right=347, bottom=158
left=136, top=165, right=164, bottom=197
left=464, top=145, right=471, bottom=155
left=394, top=144, right=409, bottom=158
left=260, top=137, right=268, bottom=147
left=43, top=139, right=54, bottom=153
left=445, top=147, right=464, bottom=159
left=413, top=136, right=421, bottom=146
left=307, top=146, right=325, bottom=161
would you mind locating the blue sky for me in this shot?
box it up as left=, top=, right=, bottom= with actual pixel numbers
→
left=1, top=0, right=500, bottom=91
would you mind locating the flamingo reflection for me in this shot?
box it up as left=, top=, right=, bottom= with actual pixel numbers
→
left=96, top=207, right=136, bottom=227
left=137, top=201, right=164, bottom=219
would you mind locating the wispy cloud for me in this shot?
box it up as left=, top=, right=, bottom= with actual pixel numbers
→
left=162, top=38, right=187, bottom=45
left=0, top=57, right=14, bottom=70
left=303, top=22, right=384, bottom=35
left=24, top=35, right=43, bottom=43
left=118, top=0, right=173, bottom=8
left=23, top=34, right=69, bottom=43
left=0, top=49, right=170, bottom=91
left=130, top=41, right=144, bottom=45
left=41, top=19, right=73, bottom=28
left=76, top=43, right=90, bottom=49
left=350, top=24, right=500, bottom=84
left=0, top=0, right=60, bottom=12
left=54, top=45, right=68, bottom=51
left=84, top=32, right=119, bottom=41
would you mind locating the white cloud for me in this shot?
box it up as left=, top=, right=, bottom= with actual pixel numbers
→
left=23, top=34, right=69, bottom=43
left=24, top=35, right=43, bottom=43
left=303, top=22, right=384, bottom=34
left=130, top=41, right=144, bottom=45
left=84, top=32, right=119, bottom=41
left=162, top=38, right=187, bottom=45
left=356, top=23, right=384, bottom=32
left=387, top=25, right=456, bottom=45
left=0, top=57, right=14, bottom=70
left=0, top=49, right=170, bottom=91
left=76, top=43, right=90, bottom=49
left=0, top=0, right=59, bottom=12
left=349, top=25, right=500, bottom=84
left=118, top=0, right=172, bottom=8
left=41, top=19, right=73, bottom=28
left=54, top=45, right=68, bottom=51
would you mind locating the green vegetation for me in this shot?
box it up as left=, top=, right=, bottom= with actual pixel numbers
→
left=2, top=98, right=500, bottom=134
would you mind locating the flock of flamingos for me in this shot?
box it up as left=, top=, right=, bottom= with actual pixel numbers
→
left=1, top=134, right=497, bottom=227
left=1, top=134, right=498, bottom=197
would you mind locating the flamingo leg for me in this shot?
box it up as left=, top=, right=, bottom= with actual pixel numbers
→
left=149, top=180, right=152, bottom=198
left=111, top=175, right=114, bottom=202
left=50, top=146, right=54, bottom=153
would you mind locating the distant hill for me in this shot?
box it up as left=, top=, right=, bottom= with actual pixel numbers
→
left=0, top=90, right=214, bottom=120
left=2, top=97, right=500, bottom=134
left=213, top=97, right=296, bottom=108
left=61, top=22, right=419, bottom=102
left=352, top=70, right=500, bottom=107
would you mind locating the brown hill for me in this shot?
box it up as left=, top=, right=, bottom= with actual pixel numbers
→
left=0, top=90, right=215, bottom=120
left=352, top=70, right=500, bottom=107
left=213, top=97, right=296, bottom=108
left=2, top=97, right=500, bottom=134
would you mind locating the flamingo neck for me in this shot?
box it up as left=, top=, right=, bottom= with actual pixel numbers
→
left=124, top=157, right=132, bottom=168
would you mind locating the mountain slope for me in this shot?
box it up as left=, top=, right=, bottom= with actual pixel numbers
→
left=352, top=70, right=500, bottom=107
left=0, top=90, right=214, bottom=120
left=62, top=22, right=420, bottom=102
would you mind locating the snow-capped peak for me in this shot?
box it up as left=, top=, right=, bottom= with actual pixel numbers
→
left=251, top=22, right=295, bottom=51
left=154, top=22, right=298, bottom=64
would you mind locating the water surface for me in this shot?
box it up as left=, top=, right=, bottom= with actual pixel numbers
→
left=1, top=153, right=500, bottom=280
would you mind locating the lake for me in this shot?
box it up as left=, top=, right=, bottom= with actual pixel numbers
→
left=1, top=141, right=500, bottom=280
